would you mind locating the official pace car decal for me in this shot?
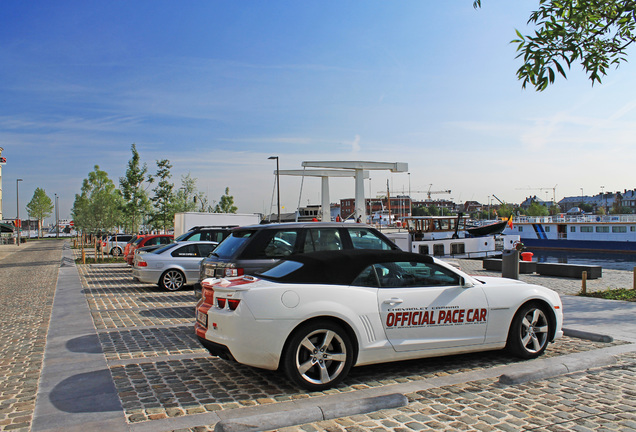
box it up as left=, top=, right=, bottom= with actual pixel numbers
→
left=385, top=306, right=487, bottom=329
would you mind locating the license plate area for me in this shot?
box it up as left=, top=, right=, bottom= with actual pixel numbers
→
left=196, top=309, right=208, bottom=328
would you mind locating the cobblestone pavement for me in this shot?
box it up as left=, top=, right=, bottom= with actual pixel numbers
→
left=0, top=240, right=64, bottom=432
left=3, top=245, right=635, bottom=432
left=71, top=252, right=630, bottom=430
left=274, top=352, right=636, bottom=432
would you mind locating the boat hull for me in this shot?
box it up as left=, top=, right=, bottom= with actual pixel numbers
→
left=521, top=238, right=636, bottom=253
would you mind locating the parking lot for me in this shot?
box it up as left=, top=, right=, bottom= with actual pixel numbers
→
left=2, top=240, right=636, bottom=431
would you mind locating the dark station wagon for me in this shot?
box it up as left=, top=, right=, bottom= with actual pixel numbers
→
left=195, top=222, right=399, bottom=298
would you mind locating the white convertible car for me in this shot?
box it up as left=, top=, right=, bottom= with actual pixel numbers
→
left=195, top=249, right=563, bottom=390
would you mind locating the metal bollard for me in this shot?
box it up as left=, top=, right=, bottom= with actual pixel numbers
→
left=502, top=249, right=520, bottom=279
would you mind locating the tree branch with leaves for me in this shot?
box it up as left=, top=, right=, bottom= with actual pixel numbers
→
left=475, top=0, right=636, bottom=90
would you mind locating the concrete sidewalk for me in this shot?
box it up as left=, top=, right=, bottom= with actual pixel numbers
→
left=32, top=244, right=127, bottom=432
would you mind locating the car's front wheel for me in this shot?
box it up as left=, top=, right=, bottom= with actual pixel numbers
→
left=283, top=321, right=354, bottom=391
left=506, top=302, right=551, bottom=359
left=159, top=269, right=185, bottom=291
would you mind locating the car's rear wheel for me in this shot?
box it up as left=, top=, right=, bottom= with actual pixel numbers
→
left=159, top=269, right=185, bottom=291
left=283, top=321, right=354, bottom=391
left=506, top=303, right=551, bottom=359
left=110, top=247, right=122, bottom=256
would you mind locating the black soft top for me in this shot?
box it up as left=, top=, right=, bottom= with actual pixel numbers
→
left=255, top=249, right=434, bottom=285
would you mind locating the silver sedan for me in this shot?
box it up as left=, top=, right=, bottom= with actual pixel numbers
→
left=132, top=241, right=218, bottom=291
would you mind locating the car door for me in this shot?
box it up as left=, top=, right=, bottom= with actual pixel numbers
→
left=374, top=261, right=489, bottom=352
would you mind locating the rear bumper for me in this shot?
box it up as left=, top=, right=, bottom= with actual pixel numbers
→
left=196, top=333, right=237, bottom=362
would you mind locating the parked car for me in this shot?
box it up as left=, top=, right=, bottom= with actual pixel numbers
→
left=102, top=234, right=134, bottom=256
left=175, top=226, right=235, bottom=243
left=125, top=234, right=174, bottom=265
left=123, top=234, right=147, bottom=259
left=195, top=249, right=563, bottom=390
left=195, top=222, right=400, bottom=298
left=133, top=241, right=218, bottom=291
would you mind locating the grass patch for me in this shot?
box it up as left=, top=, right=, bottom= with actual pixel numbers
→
left=579, top=288, right=636, bottom=301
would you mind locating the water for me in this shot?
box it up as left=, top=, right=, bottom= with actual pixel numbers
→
left=527, top=250, right=636, bottom=271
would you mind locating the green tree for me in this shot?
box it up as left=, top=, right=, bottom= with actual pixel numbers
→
left=119, top=144, right=151, bottom=233
left=149, top=159, right=175, bottom=233
left=526, top=202, right=550, bottom=217
left=496, top=203, right=514, bottom=219
left=72, top=165, right=123, bottom=234
left=475, top=1, right=636, bottom=91
left=173, top=173, right=200, bottom=213
left=26, top=187, right=54, bottom=238
left=214, top=187, right=238, bottom=213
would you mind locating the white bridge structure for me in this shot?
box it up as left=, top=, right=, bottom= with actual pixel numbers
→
left=276, top=161, right=408, bottom=222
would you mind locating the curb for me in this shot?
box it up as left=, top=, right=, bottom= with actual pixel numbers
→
left=563, top=327, right=614, bottom=343
left=499, top=352, right=619, bottom=385
left=214, top=393, right=408, bottom=432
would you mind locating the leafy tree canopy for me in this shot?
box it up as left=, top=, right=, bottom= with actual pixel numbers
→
left=149, top=159, right=175, bottom=233
left=26, top=187, right=54, bottom=238
left=475, top=0, right=636, bottom=91
left=72, top=165, right=123, bottom=233
left=526, top=202, right=550, bottom=216
left=119, top=144, right=151, bottom=233
left=214, top=187, right=238, bottom=213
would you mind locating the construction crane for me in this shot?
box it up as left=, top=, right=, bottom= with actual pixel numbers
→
left=516, top=184, right=558, bottom=203
left=492, top=194, right=505, bottom=204
left=378, top=184, right=451, bottom=200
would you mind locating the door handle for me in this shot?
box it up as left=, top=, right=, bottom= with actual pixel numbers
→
left=383, top=297, right=403, bottom=306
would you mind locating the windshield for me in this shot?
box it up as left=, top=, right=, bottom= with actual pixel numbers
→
left=175, top=232, right=190, bottom=242
left=153, top=244, right=174, bottom=254
left=210, top=230, right=254, bottom=259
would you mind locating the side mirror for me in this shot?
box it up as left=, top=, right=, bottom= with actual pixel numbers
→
left=460, top=277, right=474, bottom=288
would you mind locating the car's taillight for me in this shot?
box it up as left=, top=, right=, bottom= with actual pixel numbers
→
left=137, top=261, right=147, bottom=267
left=102, top=241, right=106, bottom=247
left=224, top=268, right=243, bottom=277
left=216, top=297, right=241, bottom=310
left=227, top=299, right=241, bottom=310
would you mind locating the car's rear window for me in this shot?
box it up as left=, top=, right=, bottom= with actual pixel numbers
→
left=258, top=260, right=304, bottom=279
left=347, top=228, right=395, bottom=250
left=211, top=230, right=255, bottom=259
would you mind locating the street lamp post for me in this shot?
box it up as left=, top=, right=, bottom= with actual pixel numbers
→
left=268, top=156, right=280, bottom=222
left=408, top=172, right=411, bottom=217
left=55, top=193, right=59, bottom=238
left=16, top=178, right=22, bottom=245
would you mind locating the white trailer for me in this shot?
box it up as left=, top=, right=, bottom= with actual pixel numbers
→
left=173, top=212, right=262, bottom=237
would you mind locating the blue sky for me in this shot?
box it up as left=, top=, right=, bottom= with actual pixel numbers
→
left=2, top=1, right=636, bottom=222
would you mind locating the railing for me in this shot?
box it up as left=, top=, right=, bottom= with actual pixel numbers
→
left=515, top=214, right=636, bottom=224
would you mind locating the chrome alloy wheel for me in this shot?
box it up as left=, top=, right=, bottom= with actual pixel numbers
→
left=294, top=329, right=348, bottom=386
left=160, top=270, right=184, bottom=291
left=520, top=308, right=549, bottom=354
